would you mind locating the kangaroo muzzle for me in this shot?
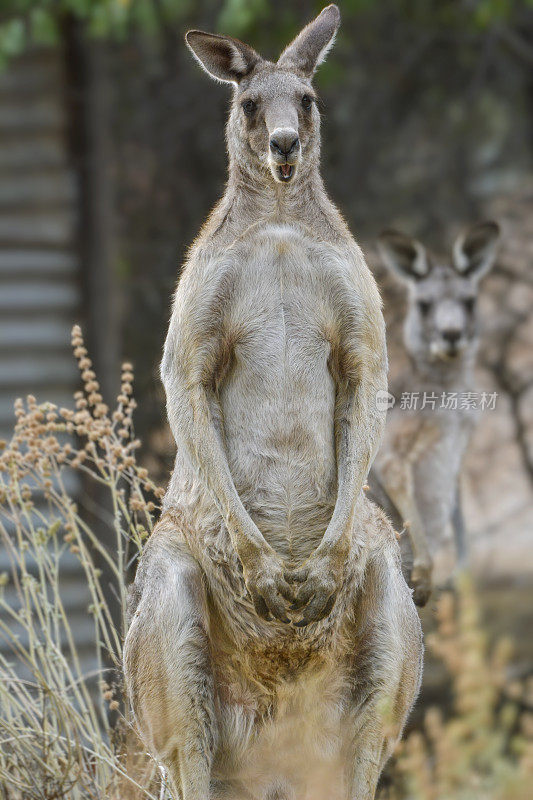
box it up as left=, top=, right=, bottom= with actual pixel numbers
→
left=268, top=127, right=301, bottom=183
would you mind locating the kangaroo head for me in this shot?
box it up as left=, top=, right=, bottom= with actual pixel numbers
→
left=378, top=222, right=501, bottom=365
left=185, top=5, right=340, bottom=186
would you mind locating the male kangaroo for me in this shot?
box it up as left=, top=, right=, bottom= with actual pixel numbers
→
left=124, top=8, right=422, bottom=800
left=370, top=222, right=500, bottom=606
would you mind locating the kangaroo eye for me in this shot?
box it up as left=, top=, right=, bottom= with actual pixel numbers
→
left=242, top=99, right=256, bottom=116
left=301, top=94, right=313, bottom=111
left=463, top=297, right=476, bottom=313
left=418, top=300, right=431, bottom=316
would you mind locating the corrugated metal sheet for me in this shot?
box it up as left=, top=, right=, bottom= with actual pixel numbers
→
left=0, top=50, right=96, bottom=673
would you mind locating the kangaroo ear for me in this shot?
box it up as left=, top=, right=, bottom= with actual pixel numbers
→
left=377, top=229, right=430, bottom=282
left=452, top=221, right=501, bottom=280
left=277, top=4, right=340, bottom=77
left=185, top=31, right=261, bottom=84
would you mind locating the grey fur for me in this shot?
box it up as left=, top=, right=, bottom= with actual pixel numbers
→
left=372, top=222, right=501, bottom=605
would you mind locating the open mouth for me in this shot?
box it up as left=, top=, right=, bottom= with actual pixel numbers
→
left=278, top=163, right=294, bottom=182
left=431, top=342, right=463, bottom=362
left=438, top=345, right=460, bottom=361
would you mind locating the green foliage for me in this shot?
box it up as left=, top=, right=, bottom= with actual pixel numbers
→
left=218, top=0, right=269, bottom=36
left=0, top=0, right=530, bottom=67
left=0, top=0, right=192, bottom=65
left=474, top=0, right=517, bottom=28
left=30, top=7, right=59, bottom=45
left=0, top=18, right=25, bottom=67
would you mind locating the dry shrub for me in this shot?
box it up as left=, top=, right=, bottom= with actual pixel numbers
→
left=389, top=574, right=533, bottom=800
left=0, top=327, right=166, bottom=799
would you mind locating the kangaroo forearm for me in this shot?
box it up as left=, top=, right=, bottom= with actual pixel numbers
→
left=407, top=521, right=432, bottom=568
left=320, top=376, right=386, bottom=554
left=383, top=479, right=431, bottom=568
left=167, top=383, right=269, bottom=560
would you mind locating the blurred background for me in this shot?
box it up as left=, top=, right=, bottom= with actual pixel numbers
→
left=0, top=0, right=532, bottom=735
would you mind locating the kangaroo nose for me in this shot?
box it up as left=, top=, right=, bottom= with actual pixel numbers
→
left=442, top=329, right=461, bottom=344
left=270, top=132, right=300, bottom=157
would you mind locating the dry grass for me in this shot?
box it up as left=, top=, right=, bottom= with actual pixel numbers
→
left=0, top=327, right=165, bottom=799
left=388, top=574, right=533, bottom=800
left=0, top=327, right=531, bottom=799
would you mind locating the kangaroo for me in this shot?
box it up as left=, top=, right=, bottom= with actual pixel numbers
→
left=124, top=8, right=422, bottom=799
left=370, top=222, right=500, bottom=606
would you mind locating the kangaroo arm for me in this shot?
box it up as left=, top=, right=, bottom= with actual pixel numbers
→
left=317, top=262, right=388, bottom=562
left=161, top=269, right=272, bottom=567
left=171, top=379, right=270, bottom=558
left=320, top=359, right=387, bottom=559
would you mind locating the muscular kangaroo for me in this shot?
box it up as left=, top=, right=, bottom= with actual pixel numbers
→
left=124, top=7, right=423, bottom=799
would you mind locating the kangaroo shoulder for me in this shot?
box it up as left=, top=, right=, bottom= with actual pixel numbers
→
left=173, top=248, right=239, bottom=320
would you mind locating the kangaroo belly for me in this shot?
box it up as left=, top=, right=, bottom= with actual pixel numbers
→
left=221, top=371, right=336, bottom=558
left=219, top=226, right=338, bottom=559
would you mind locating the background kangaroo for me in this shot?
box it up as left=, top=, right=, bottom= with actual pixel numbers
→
left=124, top=7, right=422, bottom=799
left=370, top=222, right=501, bottom=606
